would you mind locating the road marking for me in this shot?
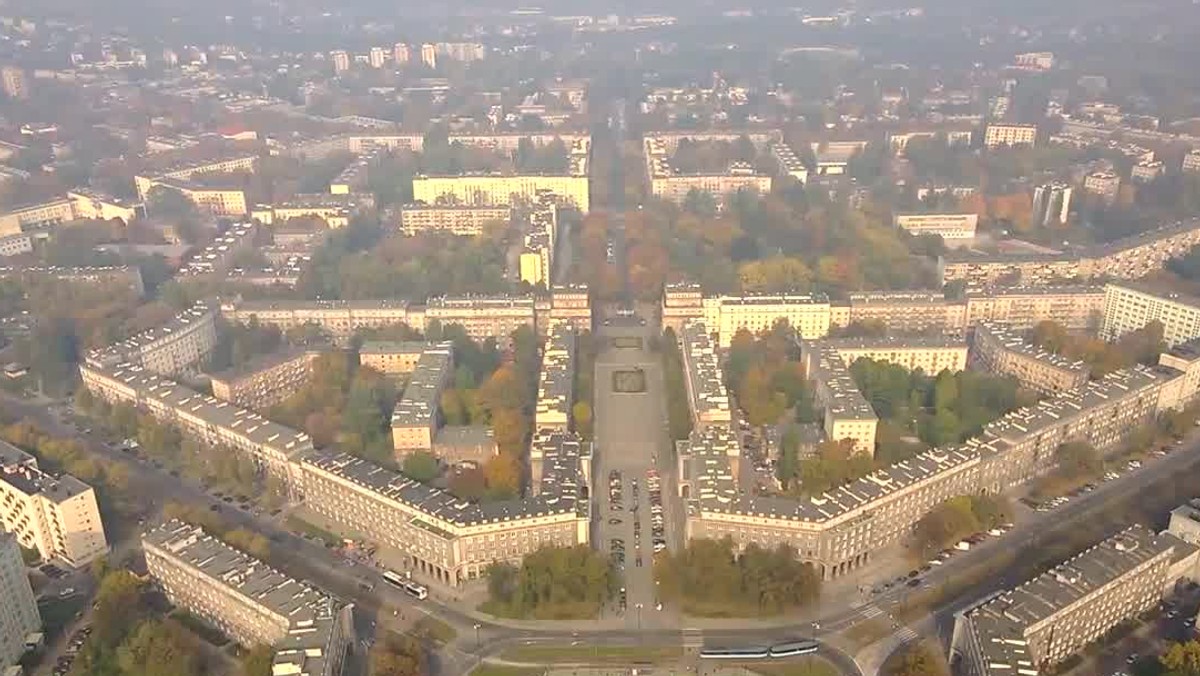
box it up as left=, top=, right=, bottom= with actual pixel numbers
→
left=860, top=605, right=883, bottom=619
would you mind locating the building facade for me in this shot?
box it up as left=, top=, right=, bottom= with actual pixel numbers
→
left=143, top=520, right=353, bottom=676
left=0, top=440, right=108, bottom=567
left=209, top=348, right=323, bottom=409
left=85, top=300, right=217, bottom=377
left=0, top=533, right=38, bottom=670
left=971, top=322, right=1090, bottom=395
left=1102, top=282, right=1200, bottom=347
left=950, top=526, right=1174, bottom=676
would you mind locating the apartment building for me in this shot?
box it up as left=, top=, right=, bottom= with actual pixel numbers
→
left=1184, top=150, right=1200, bottom=174
left=532, top=328, right=575, bottom=489
left=832, top=291, right=968, bottom=335
left=145, top=179, right=248, bottom=217
left=143, top=520, right=353, bottom=676
left=678, top=321, right=732, bottom=430
left=423, top=295, right=537, bottom=344
left=542, top=284, right=592, bottom=336
left=411, top=175, right=590, bottom=213
left=358, top=341, right=426, bottom=377
left=819, top=335, right=969, bottom=374
left=771, top=142, right=809, bottom=184
left=941, top=219, right=1200, bottom=286
left=984, top=124, right=1038, bottom=148
left=391, top=343, right=454, bottom=455
left=0, top=266, right=146, bottom=298
left=964, top=285, right=1106, bottom=331
left=180, top=222, right=257, bottom=277
left=85, top=300, right=217, bottom=377
left=799, top=344, right=878, bottom=455
left=398, top=204, right=511, bottom=236
left=209, top=348, right=323, bottom=409
left=644, top=136, right=772, bottom=203
left=80, top=363, right=315, bottom=482
left=520, top=230, right=553, bottom=287
left=250, top=194, right=367, bottom=229
left=702, top=294, right=832, bottom=347
left=0, top=533, right=38, bottom=671
left=134, top=155, right=258, bottom=200
left=680, top=357, right=1198, bottom=581
left=894, top=213, right=978, bottom=243
left=1032, top=182, right=1073, bottom=227
left=534, top=327, right=574, bottom=432
left=950, top=526, right=1174, bottom=676
left=0, top=439, right=108, bottom=567
left=971, top=322, right=1089, bottom=394
left=299, top=428, right=589, bottom=586
left=1083, top=171, right=1121, bottom=205
left=221, top=299, right=413, bottom=344
left=0, top=190, right=141, bottom=235
left=1102, top=282, right=1200, bottom=347
left=661, top=283, right=706, bottom=332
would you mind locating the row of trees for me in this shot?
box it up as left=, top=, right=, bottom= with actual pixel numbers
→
left=67, top=569, right=238, bottom=676
left=655, top=538, right=821, bottom=617
left=911, top=495, right=1011, bottom=559
left=778, top=439, right=875, bottom=496
left=1029, top=442, right=1104, bottom=502
left=850, top=358, right=1032, bottom=449
left=661, top=328, right=695, bottom=441
left=570, top=331, right=598, bottom=440
left=483, top=545, right=615, bottom=619
left=1030, top=320, right=1165, bottom=378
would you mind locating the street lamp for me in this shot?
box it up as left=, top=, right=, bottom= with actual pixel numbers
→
left=636, top=603, right=644, bottom=631
left=473, top=623, right=481, bottom=650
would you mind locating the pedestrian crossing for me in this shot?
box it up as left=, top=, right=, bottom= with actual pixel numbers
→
left=681, top=628, right=705, bottom=648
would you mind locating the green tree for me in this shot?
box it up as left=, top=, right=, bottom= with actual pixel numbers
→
left=402, top=452, right=441, bottom=482
left=886, top=642, right=950, bottom=676
left=369, top=633, right=425, bottom=676
left=239, top=645, right=275, bottom=676
left=116, top=620, right=203, bottom=676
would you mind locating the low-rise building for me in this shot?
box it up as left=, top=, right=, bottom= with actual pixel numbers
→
left=894, top=213, right=978, bottom=243
left=819, top=335, right=969, bottom=374
left=678, top=321, right=732, bottom=430
left=984, top=124, right=1038, bottom=148
left=358, top=341, right=426, bottom=377
left=391, top=343, right=454, bottom=455
left=802, top=345, right=878, bottom=455
left=209, top=348, right=323, bottom=409
left=0, top=439, right=108, bottom=567
left=143, top=520, right=353, bottom=676
left=398, top=204, right=511, bottom=236
left=950, top=526, right=1174, bottom=676
left=971, top=322, right=1089, bottom=394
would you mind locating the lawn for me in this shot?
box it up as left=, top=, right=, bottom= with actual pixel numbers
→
left=409, top=616, right=457, bottom=645
left=499, top=645, right=683, bottom=664
left=751, top=657, right=840, bottom=676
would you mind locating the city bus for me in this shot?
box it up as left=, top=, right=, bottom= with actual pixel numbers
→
left=381, top=570, right=428, bottom=600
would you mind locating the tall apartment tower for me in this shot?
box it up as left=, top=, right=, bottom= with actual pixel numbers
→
left=0, top=532, right=39, bottom=670
left=1032, top=182, right=1073, bottom=227
left=329, top=50, right=350, bottom=75
left=393, top=43, right=411, bottom=64
left=0, top=67, right=27, bottom=100
left=420, top=43, right=437, bottom=69
left=368, top=47, right=386, bottom=69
